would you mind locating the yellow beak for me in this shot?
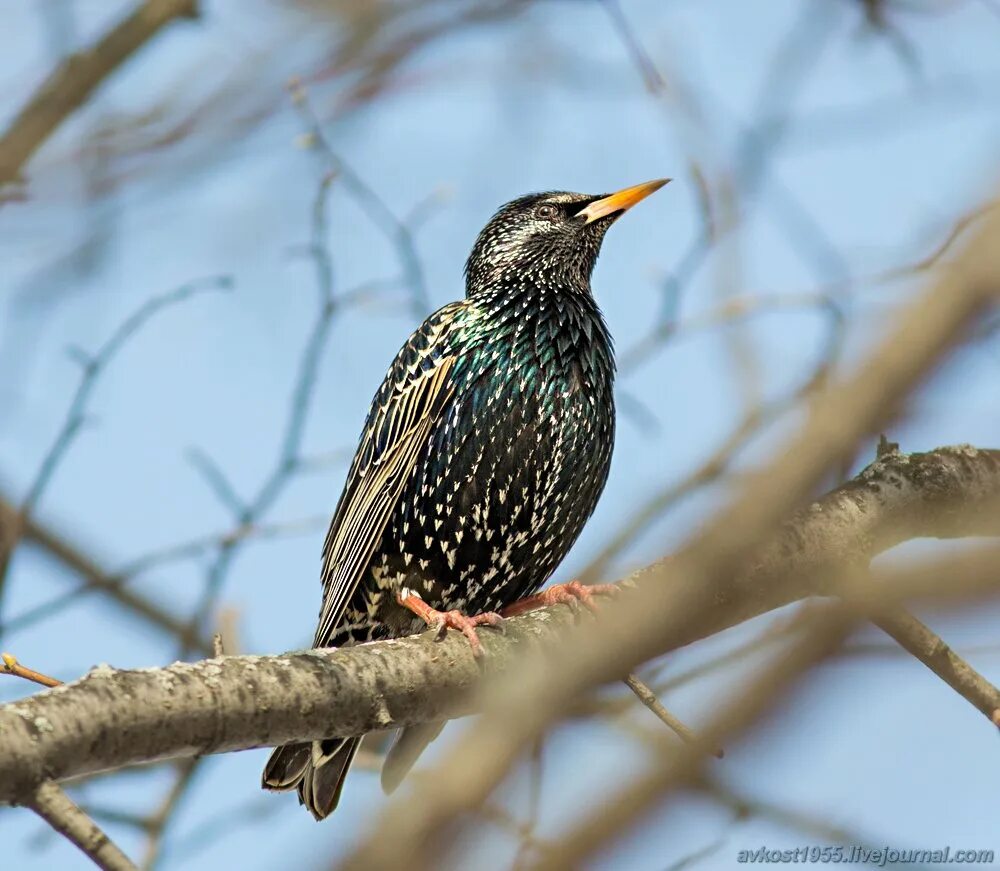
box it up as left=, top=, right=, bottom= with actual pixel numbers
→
left=575, top=178, right=670, bottom=225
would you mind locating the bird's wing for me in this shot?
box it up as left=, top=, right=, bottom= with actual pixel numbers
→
left=313, top=306, right=462, bottom=646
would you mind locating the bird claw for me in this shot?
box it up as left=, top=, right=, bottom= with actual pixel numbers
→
left=501, top=580, right=622, bottom=618
left=431, top=610, right=504, bottom=658
left=396, top=590, right=503, bottom=658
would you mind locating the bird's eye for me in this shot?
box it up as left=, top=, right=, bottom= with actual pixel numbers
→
left=535, top=204, right=558, bottom=220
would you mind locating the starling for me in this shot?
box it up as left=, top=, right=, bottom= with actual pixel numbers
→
left=262, top=179, right=668, bottom=818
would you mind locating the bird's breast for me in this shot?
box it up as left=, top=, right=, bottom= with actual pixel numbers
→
left=360, top=299, right=617, bottom=632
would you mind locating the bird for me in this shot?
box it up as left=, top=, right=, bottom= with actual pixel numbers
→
left=261, top=178, right=669, bottom=819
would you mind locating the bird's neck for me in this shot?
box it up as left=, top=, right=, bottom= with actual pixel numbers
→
left=467, top=269, right=597, bottom=318
left=468, top=277, right=590, bottom=307
left=465, top=244, right=598, bottom=300
left=466, top=281, right=615, bottom=382
left=466, top=251, right=596, bottom=302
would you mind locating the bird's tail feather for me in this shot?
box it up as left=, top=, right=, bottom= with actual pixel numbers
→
left=380, top=720, right=445, bottom=795
left=262, top=737, right=362, bottom=820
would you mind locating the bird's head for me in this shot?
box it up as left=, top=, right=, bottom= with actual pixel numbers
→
left=464, top=179, right=669, bottom=297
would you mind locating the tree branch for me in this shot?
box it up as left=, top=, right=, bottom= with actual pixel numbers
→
left=0, top=0, right=199, bottom=189
left=1, top=652, right=62, bottom=688
left=0, top=446, right=996, bottom=807
left=26, top=780, right=137, bottom=871
left=0, top=608, right=563, bottom=805
left=872, top=607, right=1000, bottom=722
left=0, top=500, right=212, bottom=654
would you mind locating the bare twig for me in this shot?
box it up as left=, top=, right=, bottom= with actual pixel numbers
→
left=542, top=541, right=1000, bottom=870
left=180, top=143, right=341, bottom=651
left=179, top=79, right=441, bottom=649
left=26, top=780, right=137, bottom=871
left=289, top=79, right=430, bottom=316
left=1, top=652, right=62, bottom=688
left=872, top=606, right=1000, bottom=724
left=480, top=801, right=555, bottom=862
left=870, top=200, right=1000, bottom=283
left=0, top=276, right=231, bottom=623
left=115, top=515, right=327, bottom=580
left=21, top=276, right=232, bottom=519
left=623, top=674, right=723, bottom=759
left=576, top=398, right=784, bottom=586
left=0, top=506, right=212, bottom=654
left=511, top=739, right=546, bottom=870
left=705, top=776, right=884, bottom=853
left=185, top=448, right=246, bottom=517
left=138, top=757, right=202, bottom=871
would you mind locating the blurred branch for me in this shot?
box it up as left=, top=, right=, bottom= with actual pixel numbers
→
left=527, top=604, right=860, bottom=871
left=0, top=503, right=212, bottom=654
left=872, top=199, right=1000, bottom=283
left=184, top=448, right=246, bottom=517
left=620, top=292, right=845, bottom=373
left=581, top=284, right=845, bottom=585
left=137, top=758, right=201, bottom=871
left=179, top=145, right=342, bottom=651
left=577, top=396, right=790, bottom=586
left=0, top=277, right=231, bottom=649
left=542, top=530, right=1000, bottom=869
left=537, top=557, right=1000, bottom=869
left=577, top=618, right=801, bottom=724
left=289, top=79, right=430, bottom=316
left=67, top=756, right=215, bottom=871
left=0, top=0, right=199, bottom=191
left=116, top=515, right=327, bottom=580
left=480, top=800, right=554, bottom=865
left=513, top=739, right=546, bottom=870
left=613, top=0, right=847, bottom=379
left=706, top=776, right=881, bottom=850
left=20, top=276, right=231, bottom=520
left=26, top=780, right=137, bottom=871
left=177, top=81, right=443, bottom=650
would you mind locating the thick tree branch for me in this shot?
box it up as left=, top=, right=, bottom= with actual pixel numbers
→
left=0, top=0, right=199, bottom=188
left=0, top=607, right=568, bottom=805
left=670, top=443, right=1000, bottom=647
left=0, top=446, right=996, bottom=807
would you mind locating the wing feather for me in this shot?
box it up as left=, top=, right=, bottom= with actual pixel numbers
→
left=313, top=311, right=461, bottom=646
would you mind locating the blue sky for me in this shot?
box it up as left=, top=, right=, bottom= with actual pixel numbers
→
left=2, top=1, right=1000, bottom=868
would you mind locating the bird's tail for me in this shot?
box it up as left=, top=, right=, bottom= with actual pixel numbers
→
left=262, top=736, right=361, bottom=820
left=380, top=720, right=445, bottom=795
